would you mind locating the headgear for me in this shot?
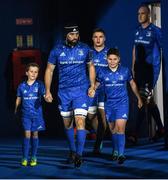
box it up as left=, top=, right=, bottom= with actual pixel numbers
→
left=64, top=24, right=79, bottom=35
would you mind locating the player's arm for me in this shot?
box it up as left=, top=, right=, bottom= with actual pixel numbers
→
left=129, top=79, right=143, bottom=108
left=132, top=45, right=136, bottom=78
left=15, top=97, right=21, bottom=114
left=44, top=63, right=55, bottom=103
left=88, top=61, right=96, bottom=97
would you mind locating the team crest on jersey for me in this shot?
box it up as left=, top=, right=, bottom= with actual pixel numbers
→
left=34, top=87, right=38, bottom=92
left=78, top=50, right=84, bottom=56
left=146, top=31, right=151, bottom=37
left=118, top=75, right=124, bottom=80
left=103, top=55, right=107, bottom=60
left=60, top=52, right=66, bottom=57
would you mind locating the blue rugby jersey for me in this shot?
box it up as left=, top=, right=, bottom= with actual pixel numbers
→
left=90, top=46, right=108, bottom=74
left=134, top=23, right=161, bottom=88
left=98, top=65, right=132, bottom=106
left=48, top=41, right=91, bottom=89
left=17, top=80, right=45, bottom=118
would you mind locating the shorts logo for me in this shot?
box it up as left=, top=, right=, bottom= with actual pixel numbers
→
left=37, top=125, right=43, bottom=129
left=81, top=103, right=87, bottom=108
left=122, top=114, right=127, bottom=118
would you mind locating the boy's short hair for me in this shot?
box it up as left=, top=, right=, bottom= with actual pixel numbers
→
left=26, top=63, right=40, bottom=72
left=107, top=48, right=120, bottom=57
left=92, top=28, right=106, bottom=36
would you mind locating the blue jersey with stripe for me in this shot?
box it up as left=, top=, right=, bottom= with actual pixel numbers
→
left=17, top=80, right=45, bottom=118
left=48, top=41, right=91, bottom=89
left=98, top=65, right=132, bottom=107
left=134, top=23, right=161, bottom=88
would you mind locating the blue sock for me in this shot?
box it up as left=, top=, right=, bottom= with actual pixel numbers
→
left=111, top=133, right=118, bottom=154
left=22, top=138, right=30, bottom=159
left=65, top=128, right=76, bottom=152
left=31, top=138, right=39, bottom=158
left=76, top=129, right=86, bottom=156
left=117, top=133, right=125, bottom=156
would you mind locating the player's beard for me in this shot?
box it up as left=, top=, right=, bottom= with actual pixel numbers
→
left=67, top=39, right=79, bottom=47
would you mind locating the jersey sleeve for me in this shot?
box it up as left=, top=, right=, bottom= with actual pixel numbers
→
left=16, top=84, right=22, bottom=97
left=127, top=68, right=133, bottom=82
left=96, top=68, right=104, bottom=84
left=38, top=81, right=46, bottom=96
left=48, top=46, right=59, bottom=65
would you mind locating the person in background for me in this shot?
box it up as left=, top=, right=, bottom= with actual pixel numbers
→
left=87, top=28, right=108, bottom=155
left=130, top=4, right=164, bottom=143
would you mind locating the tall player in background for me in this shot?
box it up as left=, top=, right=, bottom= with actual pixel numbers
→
left=44, top=24, right=95, bottom=168
left=131, top=4, right=164, bottom=143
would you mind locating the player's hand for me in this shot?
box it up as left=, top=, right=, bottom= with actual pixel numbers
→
left=88, top=86, right=95, bottom=98
left=44, top=92, right=53, bottom=103
left=138, top=97, right=143, bottom=109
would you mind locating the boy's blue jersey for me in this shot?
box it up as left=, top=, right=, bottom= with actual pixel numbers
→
left=90, top=46, right=108, bottom=74
left=48, top=41, right=91, bottom=89
left=17, top=80, right=45, bottom=118
left=98, top=65, right=132, bottom=106
left=134, top=23, right=161, bottom=87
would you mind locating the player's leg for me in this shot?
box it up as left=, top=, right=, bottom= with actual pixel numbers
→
left=106, top=106, right=118, bottom=160
left=73, top=87, right=88, bottom=168
left=58, top=89, right=77, bottom=163
left=149, top=98, right=164, bottom=140
left=109, top=121, right=118, bottom=160
left=30, top=131, right=38, bottom=166
left=115, top=119, right=127, bottom=164
left=21, top=117, right=31, bottom=166
left=93, top=105, right=106, bottom=154
left=74, top=111, right=87, bottom=168
left=87, top=94, right=98, bottom=141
